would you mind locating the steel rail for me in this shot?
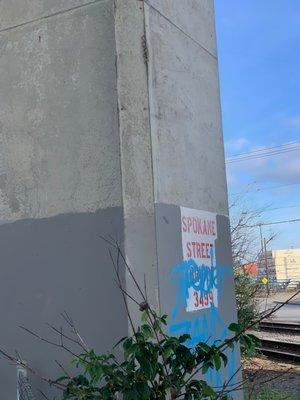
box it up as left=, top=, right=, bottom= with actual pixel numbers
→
left=259, top=320, right=300, bottom=334
left=258, top=338, right=300, bottom=363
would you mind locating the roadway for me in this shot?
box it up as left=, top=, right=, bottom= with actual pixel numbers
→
left=258, top=291, right=300, bottom=323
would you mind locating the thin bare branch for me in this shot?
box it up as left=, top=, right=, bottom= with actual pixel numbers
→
left=0, top=348, right=65, bottom=390
left=19, top=326, right=81, bottom=359
left=55, top=359, right=71, bottom=379
left=46, top=323, right=87, bottom=353
left=60, top=311, right=90, bottom=353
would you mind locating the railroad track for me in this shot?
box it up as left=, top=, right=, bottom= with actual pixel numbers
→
left=258, top=338, right=300, bottom=363
left=259, top=320, right=300, bottom=334
left=256, top=320, right=300, bottom=362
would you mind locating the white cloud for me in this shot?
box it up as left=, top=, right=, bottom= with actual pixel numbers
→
left=287, top=116, right=300, bottom=128
left=227, top=142, right=300, bottom=186
left=225, top=137, right=249, bottom=154
left=255, top=152, right=300, bottom=183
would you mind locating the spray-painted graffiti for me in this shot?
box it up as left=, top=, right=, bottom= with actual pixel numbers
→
left=168, top=257, right=239, bottom=390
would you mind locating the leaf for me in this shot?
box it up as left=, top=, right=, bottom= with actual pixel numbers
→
left=124, top=389, right=138, bottom=400
left=197, top=342, right=211, bottom=353
left=136, top=382, right=151, bottom=399
left=213, top=352, right=221, bottom=370
left=247, top=333, right=261, bottom=345
left=141, top=324, right=153, bottom=339
left=178, top=334, right=191, bottom=343
left=141, top=310, right=149, bottom=324
left=228, top=322, right=242, bottom=333
left=163, top=347, right=173, bottom=359
left=220, top=352, right=228, bottom=366
left=202, top=363, right=211, bottom=374
left=224, top=339, right=235, bottom=350
left=201, top=382, right=216, bottom=397
left=113, top=336, right=128, bottom=349
left=123, top=338, right=136, bottom=360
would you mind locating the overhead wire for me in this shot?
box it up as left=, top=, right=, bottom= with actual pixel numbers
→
left=253, top=218, right=300, bottom=227
left=226, top=144, right=300, bottom=164
left=230, top=181, right=300, bottom=195
left=227, top=141, right=299, bottom=159
left=262, top=204, right=300, bottom=212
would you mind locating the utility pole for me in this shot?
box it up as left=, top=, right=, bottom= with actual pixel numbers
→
left=263, top=237, right=270, bottom=295
left=258, top=223, right=265, bottom=280
left=259, top=223, right=264, bottom=258
left=259, top=223, right=263, bottom=244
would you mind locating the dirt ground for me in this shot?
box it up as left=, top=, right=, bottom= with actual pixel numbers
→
left=243, top=356, right=300, bottom=398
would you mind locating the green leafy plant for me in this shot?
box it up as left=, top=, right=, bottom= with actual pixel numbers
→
left=50, top=305, right=260, bottom=400
left=48, top=242, right=261, bottom=399
left=234, top=269, right=260, bottom=328
left=3, top=241, right=298, bottom=399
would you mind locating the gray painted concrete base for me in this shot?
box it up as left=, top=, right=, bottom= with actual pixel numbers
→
left=0, top=207, right=127, bottom=398
left=0, top=203, right=242, bottom=398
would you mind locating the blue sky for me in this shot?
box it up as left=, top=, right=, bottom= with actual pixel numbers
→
left=215, top=0, right=300, bottom=250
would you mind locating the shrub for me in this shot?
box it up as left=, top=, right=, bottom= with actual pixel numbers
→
left=52, top=308, right=259, bottom=400
left=234, top=269, right=260, bottom=328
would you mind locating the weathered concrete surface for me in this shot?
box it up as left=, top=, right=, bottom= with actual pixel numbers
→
left=146, top=0, right=217, bottom=56
left=0, top=0, right=239, bottom=397
left=0, top=0, right=121, bottom=220
left=0, top=1, right=126, bottom=397
left=145, top=1, right=228, bottom=214
left=0, top=0, right=104, bottom=30
left=145, top=2, right=241, bottom=397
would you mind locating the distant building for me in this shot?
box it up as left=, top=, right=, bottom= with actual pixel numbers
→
left=258, top=248, right=300, bottom=283
left=241, top=262, right=258, bottom=278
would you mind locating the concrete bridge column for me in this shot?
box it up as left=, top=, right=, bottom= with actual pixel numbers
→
left=0, top=1, right=240, bottom=397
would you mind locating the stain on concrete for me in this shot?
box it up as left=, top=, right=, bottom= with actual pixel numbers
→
left=8, top=193, right=20, bottom=212
left=0, top=35, right=8, bottom=55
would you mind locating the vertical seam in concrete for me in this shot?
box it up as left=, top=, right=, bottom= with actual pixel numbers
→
left=112, top=0, right=131, bottom=336
left=114, top=0, right=161, bottom=317
left=143, top=3, right=162, bottom=314
left=113, top=0, right=126, bottom=243
left=211, top=0, right=229, bottom=214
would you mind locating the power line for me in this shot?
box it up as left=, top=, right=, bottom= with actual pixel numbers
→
left=228, top=147, right=300, bottom=163
left=226, top=145, right=300, bottom=164
left=254, top=218, right=300, bottom=227
left=256, top=181, right=300, bottom=192
left=227, top=147, right=300, bottom=163
left=263, top=204, right=300, bottom=212
left=227, top=141, right=299, bottom=159
left=231, top=181, right=300, bottom=195
left=226, top=142, right=300, bottom=162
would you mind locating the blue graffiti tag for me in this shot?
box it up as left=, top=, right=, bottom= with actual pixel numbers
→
left=168, top=257, right=240, bottom=393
